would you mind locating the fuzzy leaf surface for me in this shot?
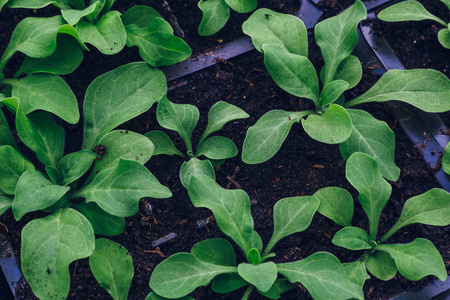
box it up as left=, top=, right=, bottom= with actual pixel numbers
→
left=74, top=202, right=125, bottom=236
left=238, top=262, right=277, bottom=292
left=144, top=130, right=184, bottom=157
left=378, top=1, right=447, bottom=26
left=198, top=0, right=230, bottom=36
left=366, top=250, right=397, bottom=281
left=314, top=187, right=353, bottom=226
left=58, top=150, right=97, bottom=185
left=0, top=145, right=34, bottom=195
left=196, top=136, right=237, bottom=160
left=224, top=0, right=256, bottom=13
left=191, top=238, right=236, bottom=266
left=0, top=109, right=18, bottom=150
left=332, top=227, right=371, bottom=250
left=179, top=158, right=215, bottom=189
left=343, top=260, right=370, bottom=287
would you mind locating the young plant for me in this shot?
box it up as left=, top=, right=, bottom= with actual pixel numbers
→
left=145, top=98, right=249, bottom=188
left=198, top=0, right=257, bottom=36
left=148, top=174, right=364, bottom=300
left=378, top=0, right=450, bottom=49
left=241, top=0, right=450, bottom=182
left=0, top=62, right=172, bottom=299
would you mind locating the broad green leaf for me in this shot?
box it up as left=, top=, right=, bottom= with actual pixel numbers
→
left=156, top=96, right=199, bottom=153
left=0, top=196, right=12, bottom=216
left=74, top=202, right=125, bottom=236
left=0, top=16, right=65, bottom=72
left=438, top=28, right=450, bottom=49
left=301, top=104, right=352, bottom=144
left=21, top=209, right=95, bottom=300
left=340, top=109, right=399, bottom=181
left=263, top=44, right=318, bottom=102
left=199, top=101, right=249, bottom=145
left=58, top=150, right=97, bottom=185
left=144, top=130, right=185, bottom=157
left=440, top=0, right=450, bottom=10
left=378, top=1, right=447, bottom=27
left=265, top=196, right=319, bottom=255
left=277, top=252, right=364, bottom=300
left=332, top=227, right=371, bottom=250
left=196, top=136, right=237, bottom=160
left=211, top=273, right=248, bottom=293
left=333, top=55, right=362, bottom=90
left=443, top=142, right=450, bottom=175
left=366, top=250, right=397, bottom=281
left=343, top=260, right=370, bottom=287
left=0, top=0, right=6, bottom=12
left=238, top=262, right=277, bottom=292
left=314, top=187, right=353, bottom=227
left=346, top=69, right=450, bottom=112
left=242, top=110, right=313, bottom=164
left=346, top=152, right=391, bottom=240
left=319, top=80, right=349, bottom=107
left=6, top=0, right=55, bottom=8
left=257, top=282, right=280, bottom=299
left=2, top=74, right=79, bottom=124
left=191, top=238, right=236, bottom=266
left=82, top=62, right=166, bottom=150
left=77, top=11, right=126, bottom=54
left=121, top=5, right=164, bottom=28
left=88, top=0, right=115, bottom=21
left=179, top=158, right=215, bottom=189
left=0, top=109, right=18, bottom=150
left=247, top=248, right=261, bottom=264
left=315, top=0, right=367, bottom=85
left=72, top=159, right=171, bottom=217
left=16, top=34, right=83, bottom=76
left=12, top=171, right=69, bottom=220
left=224, top=0, right=256, bottom=13
left=67, top=0, right=86, bottom=9
left=89, top=239, right=134, bottom=300
left=149, top=252, right=237, bottom=298
left=198, top=0, right=230, bottom=36
left=62, top=2, right=99, bottom=25
left=57, top=24, right=89, bottom=50
left=188, top=174, right=254, bottom=254
left=381, top=189, right=450, bottom=242
left=0, top=145, right=34, bottom=195
left=242, top=8, right=308, bottom=56
left=46, top=166, right=62, bottom=185
left=145, top=292, right=194, bottom=300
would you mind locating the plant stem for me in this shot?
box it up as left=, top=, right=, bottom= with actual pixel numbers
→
left=241, top=285, right=254, bottom=300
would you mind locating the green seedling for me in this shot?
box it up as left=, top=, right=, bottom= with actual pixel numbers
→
left=378, top=0, right=450, bottom=49
left=148, top=174, right=364, bottom=300
left=0, top=62, right=172, bottom=300
left=241, top=0, right=450, bottom=182
left=145, top=98, right=249, bottom=188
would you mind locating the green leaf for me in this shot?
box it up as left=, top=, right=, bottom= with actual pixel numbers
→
left=315, top=0, right=367, bottom=85
left=365, top=250, right=397, bottom=281
left=46, top=166, right=62, bottom=185
left=6, top=0, right=55, bottom=8
left=438, top=28, right=450, bottom=49
left=378, top=1, right=447, bottom=27
left=121, top=5, right=164, bottom=28
left=381, top=189, right=450, bottom=242
left=0, top=196, right=12, bottom=217
left=145, top=292, right=194, bottom=300
left=238, top=262, right=277, bottom=292
left=242, top=110, right=313, bottom=164
left=144, top=130, right=184, bottom=157
left=77, top=10, right=126, bottom=54
left=67, top=0, right=86, bottom=9
left=62, top=2, right=99, bottom=25
left=191, top=238, right=236, bottom=266
left=12, top=171, right=69, bottom=220
left=277, top=252, right=364, bottom=300
left=21, top=209, right=95, bottom=300
left=74, top=202, right=125, bottom=236
left=247, top=248, right=261, bottom=265
left=188, top=174, right=254, bottom=254
left=257, top=282, right=280, bottom=299
left=89, top=238, right=134, bottom=300
left=444, top=142, right=450, bottom=175
left=346, top=69, right=450, bottom=112
left=340, top=109, right=400, bottom=181
left=224, top=0, right=256, bottom=13
left=301, top=104, right=352, bottom=144
left=198, top=0, right=230, bottom=36
left=58, top=150, right=97, bottom=185
left=149, top=253, right=237, bottom=298
left=0, top=109, right=18, bottom=150
left=314, top=187, right=353, bottom=227
left=179, top=158, right=215, bottom=189
left=0, top=145, right=34, bottom=195
left=440, top=0, right=450, bottom=10
left=343, top=260, right=370, bottom=287
left=211, top=273, right=248, bottom=293
left=199, top=101, right=249, bottom=145
left=196, top=136, right=237, bottom=160
left=333, top=55, right=362, bottom=90
left=263, top=44, right=318, bottom=103
left=82, top=62, right=166, bottom=150
left=72, top=159, right=171, bottom=217
left=265, top=196, right=319, bottom=255
left=88, top=0, right=115, bottom=21
left=157, top=96, right=199, bottom=153
left=2, top=74, right=79, bottom=124
left=0, top=0, right=7, bottom=12
left=242, top=8, right=308, bottom=56
left=252, top=231, right=263, bottom=254
left=319, top=80, right=349, bottom=108
left=332, top=227, right=371, bottom=250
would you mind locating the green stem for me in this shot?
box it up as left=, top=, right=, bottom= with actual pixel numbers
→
left=241, top=285, right=254, bottom=300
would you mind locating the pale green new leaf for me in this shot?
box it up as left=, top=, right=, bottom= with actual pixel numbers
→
left=343, top=260, right=370, bottom=287
left=198, top=0, right=230, bottom=36
left=377, top=239, right=447, bottom=281
left=144, top=130, right=185, bottom=157
left=319, top=80, right=349, bottom=107
left=225, top=0, right=256, bottom=13
left=438, top=28, right=450, bottom=49
left=243, top=8, right=308, bottom=56
left=332, top=227, right=371, bottom=250
left=0, top=196, right=12, bottom=217
left=58, top=150, right=97, bottom=185
left=188, top=174, right=254, bottom=254
left=0, top=145, right=34, bottom=195
left=277, top=252, right=364, bottom=300
left=238, top=262, right=277, bottom=292
left=378, top=1, right=447, bottom=27
left=89, top=239, right=134, bottom=300
left=149, top=253, right=237, bottom=298
left=21, top=209, right=95, bottom=300
left=62, top=2, right=99, bottom=25
left=74, top=202, right=125, bottom=236
left=196, top=136, right=237, bottom=160
left=366, top=251, right=397, bottom=281
left=191, top=238, right=236, bottom=266
left=0, top=109, right=18, bottom=150
left=314, top=187, right=353, bottom=226
left=82, top=62, right=166, bottom=150
left=346, top=69, right=450, bottom=112
left=180, top=158, right=215, bottom=189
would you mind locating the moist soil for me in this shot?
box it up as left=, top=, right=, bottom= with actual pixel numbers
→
left=0, top=1, right=449, bottom=300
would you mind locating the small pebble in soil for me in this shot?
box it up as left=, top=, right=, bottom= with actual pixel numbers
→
left=152, top=232, right=177, bottom=247
left=197, top=218, right=211, bottom=228
left=250, top=199, right=258, bottom=206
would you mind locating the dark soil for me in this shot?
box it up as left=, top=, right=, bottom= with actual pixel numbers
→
left=0, top=1, right=449, bottom=300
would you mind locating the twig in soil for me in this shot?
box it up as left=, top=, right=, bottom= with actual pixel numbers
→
left=144, top=247, right=167, bottom=258
left=0, top=221, right=8, bottom=232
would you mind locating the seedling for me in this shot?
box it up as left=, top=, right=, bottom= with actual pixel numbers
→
left=241, top=0, right=450, bottom=182
left=148, top=174, right=364, bottom=300
left=145, top=98, right=249, bottom=188
left=378, top=0, right=450, bottom=49
left=0, top=62, right=172, bottom=299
